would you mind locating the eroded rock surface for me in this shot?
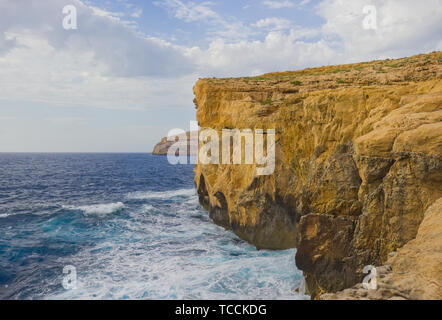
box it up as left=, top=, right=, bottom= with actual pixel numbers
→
left=193, top=52, right=442, bottom=298
left=321, top=198, right=442, bottom=300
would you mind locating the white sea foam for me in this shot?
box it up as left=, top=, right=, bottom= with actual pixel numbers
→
left=63, top=202, right=125, bottom=216
left=46, top=197, right=308, bottom=300
left=126, top=188, right=196, bottom=200
left=47, top=238, right=306, bottom=300
left=142, top=204, right=155, bottom=211
left=0, top=213, right=11, bottom=218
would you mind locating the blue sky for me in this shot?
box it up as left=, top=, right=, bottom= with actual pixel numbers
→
left=82, top=0, right=324, bottom=46
left=0, top=0, right=441, bottom=152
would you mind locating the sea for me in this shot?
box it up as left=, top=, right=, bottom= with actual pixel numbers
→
left=0, top=153, right=306, bottom=300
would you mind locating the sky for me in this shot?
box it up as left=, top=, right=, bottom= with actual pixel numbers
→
left=0, top=0, right=441, bottom=152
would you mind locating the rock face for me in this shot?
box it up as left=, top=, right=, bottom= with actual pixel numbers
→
left=193, top=52, right=442, bottom=299
left=152, top=132, right=198, bottom=155
left=321, top=198, right=442, bottom=300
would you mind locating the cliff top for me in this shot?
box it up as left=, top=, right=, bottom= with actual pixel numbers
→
left=197, top=51, right=442, bottom=94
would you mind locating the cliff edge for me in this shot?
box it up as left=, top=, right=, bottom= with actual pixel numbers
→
left=193, top=52, right=442, bottom=299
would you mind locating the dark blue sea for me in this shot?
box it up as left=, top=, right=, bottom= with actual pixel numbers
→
left=0, top=153, right=304, bottom=300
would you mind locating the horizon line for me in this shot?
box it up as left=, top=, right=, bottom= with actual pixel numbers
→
left=0, top=152, right=154, bottom=154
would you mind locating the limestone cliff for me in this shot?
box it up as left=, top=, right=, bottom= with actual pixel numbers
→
left=152, top=132, right=198, bottom=155
left=320, top=198, right=442, bottom=300
left=193, top=52, right=442, bottom=299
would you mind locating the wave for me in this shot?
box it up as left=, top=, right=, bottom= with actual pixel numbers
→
left=126, top=188, right=196, bottom=200
left=62, top=202, right=125, bottom=216
left=142, top=204, right=155, bottom=211
left=0, top=213, right=11, bottom=218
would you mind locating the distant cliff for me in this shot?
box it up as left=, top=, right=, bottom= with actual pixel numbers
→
left=193, top=52, right=442, bottom=299
left=152, top=132, right=198, bottom=156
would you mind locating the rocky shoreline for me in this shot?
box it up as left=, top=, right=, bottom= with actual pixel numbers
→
left=192, top=52, right=442, bottom=299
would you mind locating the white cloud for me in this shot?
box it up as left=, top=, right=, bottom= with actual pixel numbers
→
left=252, top=18, right=292, bottom=30
left=0, top=0, right=193, bottom=77
left=188, top=0, right=442, bottom=77
left=0, top=32, right=195, bottom=110
left=0, top=32, right=16, bottom=54
left=317, top=0, right=442, bottom=61
left=262, top=1, right=295, bottom=9
left=0, top=0, right=196, bottom=111
left=262, top=0, right=311, bottom=8
left=187, top=33, right=336, bottom=77
left=131, top=8, right=143, bottom=18
left=154, top=0, right=253, bottom=41
left=300, top=0, right=312, bottom=5
left=154, top=0, right=218, bottom=22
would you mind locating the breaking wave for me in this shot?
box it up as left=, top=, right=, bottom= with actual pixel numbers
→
left=126, top=188, right=196, bottom=200
left=62, top=202, right=125, bottom=216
